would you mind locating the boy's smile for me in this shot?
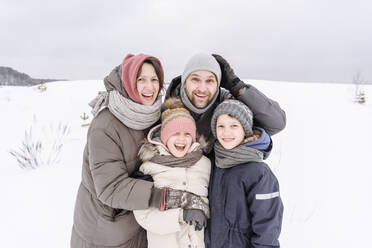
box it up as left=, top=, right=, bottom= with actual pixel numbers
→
left=216, top=114, right=245, bottom=150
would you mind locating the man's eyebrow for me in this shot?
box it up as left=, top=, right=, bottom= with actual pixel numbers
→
left=189, top=73, right=215, bottom=79
left=189, top=73, right=200, bottom=77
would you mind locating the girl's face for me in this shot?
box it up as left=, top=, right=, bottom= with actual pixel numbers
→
left=166, top=131, right=193, bottom=158
left=136, top=63, right=160, bottom=106
left=216, top=114, right=245, bottom=150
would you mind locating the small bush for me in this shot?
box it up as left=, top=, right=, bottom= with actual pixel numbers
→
left=9, top=122, right=70, bottom=169
left=9, top=126, right=43, bottom=169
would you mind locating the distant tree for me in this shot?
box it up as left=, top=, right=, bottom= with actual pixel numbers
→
left=353, top=72, right=366, bottom=104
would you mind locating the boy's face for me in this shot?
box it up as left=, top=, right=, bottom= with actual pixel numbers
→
left=216, top=114, right=245, bottom=150
left=184, top=70, right=218, bottom=108
left=166, top=131, right=193, bottom=158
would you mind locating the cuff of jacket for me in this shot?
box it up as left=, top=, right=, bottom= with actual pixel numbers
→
left=231, top=80, right=249, bottom=97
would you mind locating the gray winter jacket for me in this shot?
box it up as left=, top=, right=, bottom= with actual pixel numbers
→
left=165, top=76, right=286, bottom=154
left=71, top=66, right=155, bottom=247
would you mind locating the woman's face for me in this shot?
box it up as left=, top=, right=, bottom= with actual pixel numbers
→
left=136, top=63, right=160, bottom=106
left=216, top=114, right=245, bottom=150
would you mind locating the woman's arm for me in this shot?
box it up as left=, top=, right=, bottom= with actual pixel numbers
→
left=88, top=127, right=154, bottom=210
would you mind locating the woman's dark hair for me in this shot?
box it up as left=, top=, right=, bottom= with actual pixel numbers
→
left=137, top=58, right=164, bottom=88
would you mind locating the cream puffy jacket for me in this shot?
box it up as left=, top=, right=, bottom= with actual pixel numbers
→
left=134, top=126, right=211, bottom=248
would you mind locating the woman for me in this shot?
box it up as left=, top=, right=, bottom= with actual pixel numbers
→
left=71, top=54, right=207, bottom=248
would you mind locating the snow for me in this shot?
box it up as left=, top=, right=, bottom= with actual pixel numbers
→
left=1, top=80, right=371, bottom=247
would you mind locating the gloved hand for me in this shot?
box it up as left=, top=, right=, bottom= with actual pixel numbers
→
left=182, top=192, right=210, bottom=218
left=183, top=209, right=207, bottom=231
left=149, top=188, right=210, bottom=218
left=131, top=170, right=154, bottom=182
left=212, top=54, right=247, bottom=97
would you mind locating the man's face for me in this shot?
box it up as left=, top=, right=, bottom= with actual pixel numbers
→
left=184, top=70, right=218, bottom=108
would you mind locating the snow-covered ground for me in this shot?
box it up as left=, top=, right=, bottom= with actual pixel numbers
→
left=1, top=80, right=371, bottom=247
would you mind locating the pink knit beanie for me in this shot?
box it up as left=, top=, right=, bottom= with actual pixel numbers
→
left=160, top=98, right=196, bottom=145
left=121, top=53, right=164, bottom=104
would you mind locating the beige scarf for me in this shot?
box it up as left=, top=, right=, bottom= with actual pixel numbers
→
left=89, top=90, right=162, bottom=130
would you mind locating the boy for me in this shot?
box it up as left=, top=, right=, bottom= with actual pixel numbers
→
left=134, top=97, right=211, bottom=248
left=205, top=99, right=283, bottom=248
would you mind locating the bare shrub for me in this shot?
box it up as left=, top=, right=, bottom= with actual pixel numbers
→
left=9, top=127, right=43, bottom=169
left=9, top=122, right=70, bottom=169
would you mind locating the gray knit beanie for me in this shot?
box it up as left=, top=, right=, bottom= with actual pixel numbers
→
left=181, top=53, right=221, bottom=88
left=211, top=100, right=254, bottom=138
left=180, top=53, right=222, bottom=115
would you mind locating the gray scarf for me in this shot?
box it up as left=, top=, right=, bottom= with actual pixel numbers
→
left=89, top=90, right=162, bottom=130
left=150, top=149, right=203, bottom=168
left=214, top=141, right=264, bottom=168
left=180, top=86, right=219, bottom=115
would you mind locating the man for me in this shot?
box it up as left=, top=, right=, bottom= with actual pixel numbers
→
left=166, top=53, right=286, bottom=154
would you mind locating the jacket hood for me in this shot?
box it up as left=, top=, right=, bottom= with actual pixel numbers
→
left=103, top=65, right=130, bottom=98
left=243, top=127, right=272, bottom=160
left=121, top=54, right=164, bottom=104
left=138, top=124, right=208, bottom=162
left=165, top=75, right=182, bottom=99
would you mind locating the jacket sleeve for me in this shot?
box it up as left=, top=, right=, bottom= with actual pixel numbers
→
left=239, top=84, right=286, bottom=135
left=220, top=84, right=286, bottom=136
left=133, top=208, right=182, bottom=235
left=247, top=166, right=283, bottom=248
left=88, top=127, right=154, bottom=210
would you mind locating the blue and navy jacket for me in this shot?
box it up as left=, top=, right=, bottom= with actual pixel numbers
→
left=205, top=127, right=283, bottom=248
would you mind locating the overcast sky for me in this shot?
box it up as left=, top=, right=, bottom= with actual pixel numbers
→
left=1, top=0, right=372, bottom=83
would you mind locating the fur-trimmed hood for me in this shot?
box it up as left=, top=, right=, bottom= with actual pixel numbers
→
left=138, top=124, right=208, bottom=162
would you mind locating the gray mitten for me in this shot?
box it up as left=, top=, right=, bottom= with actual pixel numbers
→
left=150, top=187, right=188, bottom=210
left=183, top=209, right=207, bottom=231
left=212, top=54, right=247, bottom=97
left=150, top=187, right=209, bottom=218
left=182, top=192, right=210, bottom=218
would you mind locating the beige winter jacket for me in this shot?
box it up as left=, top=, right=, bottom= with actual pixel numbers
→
left=71, top=66, right=155, bottom=248
left=133, top=127, right=211, bottom=248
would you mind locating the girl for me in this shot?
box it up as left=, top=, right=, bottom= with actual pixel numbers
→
left=134, top=97, right=211, bottom=248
